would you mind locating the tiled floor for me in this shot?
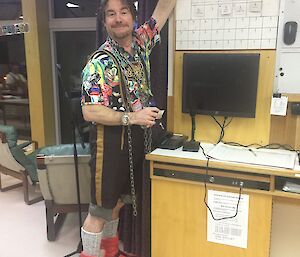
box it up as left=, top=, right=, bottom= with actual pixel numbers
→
left=0, top=175, right=83, bottom=257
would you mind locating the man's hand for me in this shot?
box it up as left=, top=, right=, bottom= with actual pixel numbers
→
left=129, top=107, right=160, bottom=128
left=152, top=0, right=176, bottom=31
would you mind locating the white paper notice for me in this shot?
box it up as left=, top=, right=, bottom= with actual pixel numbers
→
left=207, top=190, right=249, bottom=248
left=270, top=96, right=288, bottom=116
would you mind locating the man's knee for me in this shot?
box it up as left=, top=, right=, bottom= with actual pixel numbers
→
left=83, top=213, right=105, bottom=233
left=88, top=196, right=132, bottom=222
left=88, top=203, right=115, bottom=222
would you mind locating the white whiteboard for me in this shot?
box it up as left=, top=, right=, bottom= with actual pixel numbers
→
left=175, top=0, right=281, bottom=50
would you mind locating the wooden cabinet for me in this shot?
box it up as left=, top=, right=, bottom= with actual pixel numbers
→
left=147, top=152, right=300, bottom=257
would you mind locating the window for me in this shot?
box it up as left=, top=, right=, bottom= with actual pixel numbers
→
left=0, top=0, right=23, bottom=20
left=53, top=0, right=98, bottom=18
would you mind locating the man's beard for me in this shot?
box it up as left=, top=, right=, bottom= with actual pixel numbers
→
left=111, top=30, right=132, bottom=40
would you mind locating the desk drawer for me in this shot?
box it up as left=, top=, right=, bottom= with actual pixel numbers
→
left=153, top=168, right=270, bottom=191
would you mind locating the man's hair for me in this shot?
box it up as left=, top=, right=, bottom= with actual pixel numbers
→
left=100, top=0, right=137, bottom=22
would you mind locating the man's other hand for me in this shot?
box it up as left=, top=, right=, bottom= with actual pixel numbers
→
left=129, top=107, right=160, bottom=128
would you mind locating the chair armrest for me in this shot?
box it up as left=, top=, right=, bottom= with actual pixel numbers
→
left=17, top=140, right=38, bottom=154
left=18, top=141, right=32, bottom=149
left=21, top=140, right=38, bottom=149
left=36, top=155, right=46, bottom=169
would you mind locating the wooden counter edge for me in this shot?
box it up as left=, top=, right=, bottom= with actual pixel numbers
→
left=146, top=153, right=299, bottom=178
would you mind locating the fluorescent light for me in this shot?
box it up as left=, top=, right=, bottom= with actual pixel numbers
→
left=66, top=2, right=80, bottom=8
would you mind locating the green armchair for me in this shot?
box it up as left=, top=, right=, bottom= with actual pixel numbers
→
left=0, top=124, right=91, bottom=239
left=0, top=124, right=43, bottom=204
left=37, top=143, right=91, bottom=241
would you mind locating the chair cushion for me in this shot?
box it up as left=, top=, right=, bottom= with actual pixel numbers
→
left=10, top=146, right=39, bottom=183
left=0, top=124, right=17, bottom=148
left=38, top=143, right=90, bottom=156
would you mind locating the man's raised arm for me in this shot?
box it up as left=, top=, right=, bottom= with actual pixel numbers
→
left=152, top=0, right=176, bottom=31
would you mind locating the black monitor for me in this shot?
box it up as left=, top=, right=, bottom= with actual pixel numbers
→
left=182, top=53, right=260, bottom=118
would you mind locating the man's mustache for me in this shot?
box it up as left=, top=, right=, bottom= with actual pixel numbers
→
left=111, top=23, right=128, bottom=28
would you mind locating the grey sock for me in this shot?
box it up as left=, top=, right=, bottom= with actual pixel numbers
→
left=81, top=227, right=103, bottom=257
left=102, top=219, right=119, bottom=239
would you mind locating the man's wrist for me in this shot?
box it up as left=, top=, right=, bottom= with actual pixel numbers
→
left=128, top=112, right=136, bottom=125
left=121, top=112, right=130, bottom=126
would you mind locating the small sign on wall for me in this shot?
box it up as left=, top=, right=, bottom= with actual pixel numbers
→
left=270, top=95, right=288, bottom=116
left=0, top=23, right=29, bottom=36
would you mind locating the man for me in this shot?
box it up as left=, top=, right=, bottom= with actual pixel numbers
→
left=5, top=64, right=28, bottom=98
left=80, top=0, right=176, bottom=256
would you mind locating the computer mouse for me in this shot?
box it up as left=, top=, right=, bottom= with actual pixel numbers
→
left=284, top=21, right=298, bottom=45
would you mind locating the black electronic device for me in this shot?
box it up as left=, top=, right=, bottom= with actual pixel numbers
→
left=158, top=134, right=188, bottom=150
left=291, top=102, right=300, bottom=115
left=182, top=53, right=260, bottom=118
left=182, top=140, right=200, bottom=152
left=284, top=21, right=298, bottom=45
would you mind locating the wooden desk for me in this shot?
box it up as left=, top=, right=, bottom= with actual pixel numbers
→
left=146, top=145, right=300, bottom=257
left=0, top=98, right=29, bottom=106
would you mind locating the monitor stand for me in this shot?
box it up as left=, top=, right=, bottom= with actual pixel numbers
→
left=182, top=112, right=200, bottom=152
left=182, top=139, right=200, bottom=152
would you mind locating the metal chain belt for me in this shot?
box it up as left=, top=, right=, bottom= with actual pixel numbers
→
left=126, top=126, right=152, bottom=217
left=126, top=125, right=138, bottom=216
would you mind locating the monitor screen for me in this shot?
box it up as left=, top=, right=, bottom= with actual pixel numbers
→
left=182, top=53, right=260, bottom=118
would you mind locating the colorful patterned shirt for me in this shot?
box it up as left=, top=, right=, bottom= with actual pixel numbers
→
left=81, top=18, right=160, bottom=112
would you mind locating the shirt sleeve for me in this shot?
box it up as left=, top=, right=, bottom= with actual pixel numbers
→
left=81, top=54, right=121, bottom=108
left=135, top=17, right=160, bottom=54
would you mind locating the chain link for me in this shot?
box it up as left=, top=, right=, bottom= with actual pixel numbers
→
left=126, top=125, right=138, bottom=216
left=144, top=127, right=152, bottom=154
left=126, top=126, right=152, bottom=217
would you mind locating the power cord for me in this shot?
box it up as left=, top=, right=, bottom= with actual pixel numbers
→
left=224, top=141, right=299, bottom=154
left=199, top=144, right=243, bottom=221
left=211, top=116, right=233, bottom=143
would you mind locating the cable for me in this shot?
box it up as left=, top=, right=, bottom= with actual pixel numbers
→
left=211, top=116, right=233, bottom=143
left=199, top=144, right=243, bottom=221
left=224, top=141, right=299, bottom=153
